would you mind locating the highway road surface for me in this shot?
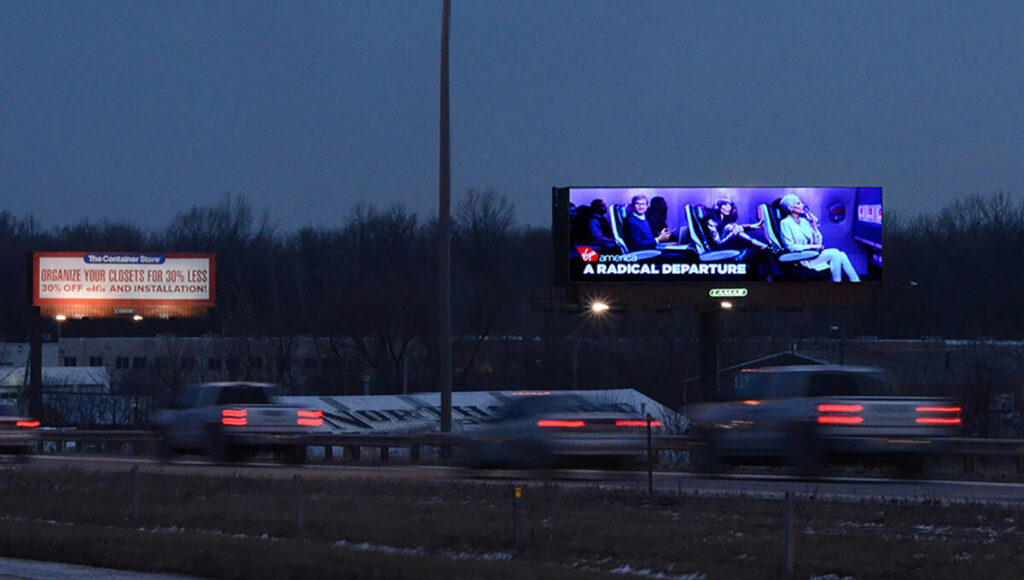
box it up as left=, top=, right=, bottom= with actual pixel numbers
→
left=0, top=557, right=202, bottom=580
left=11, top=454, right=1024, bottom=504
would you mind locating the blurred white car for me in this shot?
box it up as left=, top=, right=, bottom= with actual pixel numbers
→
left=463, top=394, right=661, bottom=469
left=151, top=382, right=329, bottom=463
left=688, top=365, right=961, bottom=474
left=0, top=403, right=40, bottom=456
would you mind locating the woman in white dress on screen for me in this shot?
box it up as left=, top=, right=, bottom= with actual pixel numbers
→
left=779, top=193, right=861, bottom=282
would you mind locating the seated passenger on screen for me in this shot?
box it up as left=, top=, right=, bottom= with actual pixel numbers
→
left=648, top=196, right=670, bottom=241
left=623, top=193, right=672, bottom=251
left=707, top=199, right=768, bottom=251
left=586, top=199, right=619, bottom=252
left=779, top=194, right=861, bottom=282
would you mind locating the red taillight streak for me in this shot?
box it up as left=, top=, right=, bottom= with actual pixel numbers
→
left=916, top=418, right=962, bottom=425
left=818, top=416, right=864, bottom=425
left=221, top=417, right=247, bottom=426
left=221, top=409, right=247, bottom=418
left=297, top=410, right=323, bottom=418
left=537, top=420, right=585, bottom=428
left=817, top=404, right=864, bottom=413
left=916, top=406, right=961, bottom=413
left=16, top=420, right=39, bottom=428
left=615, top=420, right=662, bottom=427
left=297, top=418, right=324, bottom=427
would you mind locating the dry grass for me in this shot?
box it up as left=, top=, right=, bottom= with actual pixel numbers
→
left=2, top=465, right=1023, bottom=579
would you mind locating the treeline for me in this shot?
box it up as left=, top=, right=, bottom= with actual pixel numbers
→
left=0, top=190, right=1022, bottom=401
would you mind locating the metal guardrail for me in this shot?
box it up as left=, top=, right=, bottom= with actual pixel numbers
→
left=26, top=430, right=1024, bottom=474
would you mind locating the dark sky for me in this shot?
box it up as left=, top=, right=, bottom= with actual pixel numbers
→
left=2, top=1, right=1021, bottom=232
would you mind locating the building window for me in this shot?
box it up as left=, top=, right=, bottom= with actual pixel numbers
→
left=63, top=356, right=77, bottom=367
left=116, top=357, right=129, bottom=369
left=132, top=357, right=147, bottom=370
left=89, top=356, right=103, bottom=367
left=207, top=358, right=222, bottom=371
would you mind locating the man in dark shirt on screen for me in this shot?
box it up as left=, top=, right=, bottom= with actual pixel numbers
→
left=623, top=193, right=671, bottom=252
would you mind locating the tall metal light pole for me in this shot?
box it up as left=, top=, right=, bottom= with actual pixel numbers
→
left=438, top=0, right=453, bottom=432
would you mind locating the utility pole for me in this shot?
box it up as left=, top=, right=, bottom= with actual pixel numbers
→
left=438, top=0, right=452, bottom=432
left=697, top=304, right=721, bottom=402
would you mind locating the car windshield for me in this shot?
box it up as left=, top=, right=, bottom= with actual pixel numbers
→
left=217, top=386, right=273, bottom=405
left=733, top=369, right=896, bottom=400
left=497, top=395, right=629, bottom=420
left=807, top=372, right=895, bottom=397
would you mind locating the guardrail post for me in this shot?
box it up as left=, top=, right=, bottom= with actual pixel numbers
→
left=344, top=446, right=359, bottom=462
left=410, top=444, right=421, bottom=462
left=323, top=445, right=333, bottom=460
left=130, top=465, right=140, bottom=526
left=783, top=491, right=795, bottom=578
left=964, top=454, right=975, bottom=474
left=294, top=475, right=304, bottom=538
left=646, top=414, right=654, bottom=495
left=380, top=446, right=389, bottom=463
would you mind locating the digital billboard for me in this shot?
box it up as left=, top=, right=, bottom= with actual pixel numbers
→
left=33, top=252, right=216, bottom=318
left=555, top=187, right=882, bottom=284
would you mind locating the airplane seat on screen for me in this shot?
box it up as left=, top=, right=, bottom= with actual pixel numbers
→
left=759, top=199, right=829, bottom=280
left=684, top=205, right=742, bottom=263
left=609, top=204, right=661, bottom=260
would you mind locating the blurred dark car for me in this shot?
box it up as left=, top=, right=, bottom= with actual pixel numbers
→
left=463, top=394, right=660, bottom=469
left=0, top=403, right=40, bottom=456
left=688, top=365, right=962, bottom=475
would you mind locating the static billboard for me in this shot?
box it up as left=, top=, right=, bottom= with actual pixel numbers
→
left=33, top=252, right=216, bottom=316
left=555, top=187, right=882, bottom=284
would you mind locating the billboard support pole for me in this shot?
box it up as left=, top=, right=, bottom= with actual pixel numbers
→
left=697, top=304, right=720, bottom=402
left=25, top=253, right=44, bottom=419
left=438, top=0, right=453, bottom=433
left=28, top=308, right=43, bottom=419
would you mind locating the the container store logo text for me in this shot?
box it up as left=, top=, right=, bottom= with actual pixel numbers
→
left=84, top=254, right=166, bottom=265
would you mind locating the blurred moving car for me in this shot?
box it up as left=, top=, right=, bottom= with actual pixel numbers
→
left=0, top=403, right=40, bottom=456
left=688, top=365, right=962, bottom=475
left=463, top=394, right=661, bottom=469
left=151, top=382, right=329, bottom=463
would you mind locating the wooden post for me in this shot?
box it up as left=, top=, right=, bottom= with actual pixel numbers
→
left=784, top=492, right=795, bottom=578
left=512, top=486, right=523, bottom=555
left=294, top=475, right=304, bottom=538
left=130, top=465, right=140, bottom=525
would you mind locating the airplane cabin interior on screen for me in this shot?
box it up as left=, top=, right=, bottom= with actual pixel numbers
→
left=561, top=187, right=882, bottom=283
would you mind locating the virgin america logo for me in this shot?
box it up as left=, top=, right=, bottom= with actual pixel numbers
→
left=576, top=246, right=600, bottom=263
